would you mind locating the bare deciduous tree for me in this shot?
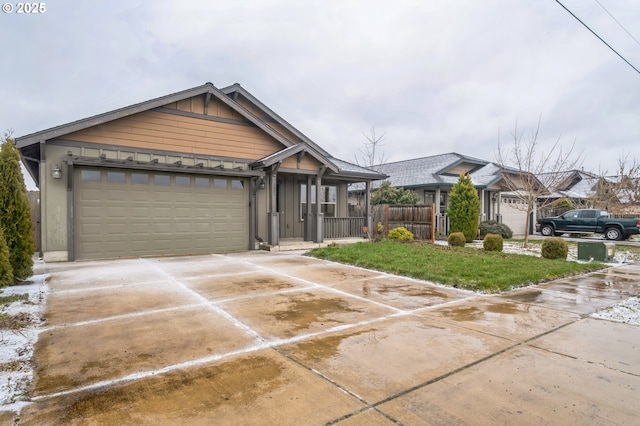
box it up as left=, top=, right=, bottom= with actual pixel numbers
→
left=589, top=153, right=640, bottom=214
left=355, top=126, right=388, bottom=170
left=353, top=127, right=389, bottom=214
left=496, top=118, right=583, bottom=247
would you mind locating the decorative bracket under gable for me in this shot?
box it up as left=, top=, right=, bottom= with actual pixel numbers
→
left=204, top=92, right=212, bottom=115
left=297, top=150, right=306, bottom=169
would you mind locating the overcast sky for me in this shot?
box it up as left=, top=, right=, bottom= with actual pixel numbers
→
left=2, top=0, right=639, bottom=190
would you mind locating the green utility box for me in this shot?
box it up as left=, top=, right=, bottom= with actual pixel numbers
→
left=577, top=241, right=615, bottom=262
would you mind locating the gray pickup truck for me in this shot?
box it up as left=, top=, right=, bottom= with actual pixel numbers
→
left=536, top=209, right=640, bottom=241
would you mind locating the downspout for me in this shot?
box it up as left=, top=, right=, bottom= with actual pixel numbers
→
left=304, top=175, right=313, bottom=241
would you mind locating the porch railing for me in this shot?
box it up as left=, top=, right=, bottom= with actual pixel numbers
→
left=324, top=217, right=366, bottom=239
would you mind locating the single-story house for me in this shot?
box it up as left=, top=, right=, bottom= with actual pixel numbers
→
left=538, top=169, right=640, bottom=215
left=349, top=152, right=535, bottom=236
left=17, top=82, right=385, bottom=261
left=538, top=169, right=599, bottom=205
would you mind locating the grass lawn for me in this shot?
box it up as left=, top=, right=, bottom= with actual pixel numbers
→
left=306, top=240, right=608, bottom=293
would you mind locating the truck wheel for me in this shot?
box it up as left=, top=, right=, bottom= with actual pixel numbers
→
left=540, top=225, right=554, bottom=237
left=623, top=233, right=631, bottom=240
left=605, top=227, right=622, bottom=241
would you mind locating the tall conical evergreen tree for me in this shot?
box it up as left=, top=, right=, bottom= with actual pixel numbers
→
left=446, top=173, right=480, bottom=243
left=0, top=133, right=34, bottom=281
left=0, top=226, right=13, bottom=287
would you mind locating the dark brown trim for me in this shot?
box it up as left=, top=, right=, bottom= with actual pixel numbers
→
left=48, top=139, right=253, bottom=165
left=64, top=156, right=263, bottom=178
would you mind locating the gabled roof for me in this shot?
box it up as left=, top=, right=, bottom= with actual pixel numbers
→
left=251, top=144, right=339, bottom=173
left=220, top=83, right=384, bottom=181
left=220, top=83, right=331, bottom=157
left=539, top=169, right=600, bottom=199
left=16, top=82, right=387, bottom=185
left=15, top=82, right=297, bottom=151
left=351, top=153, right=504, bottom=190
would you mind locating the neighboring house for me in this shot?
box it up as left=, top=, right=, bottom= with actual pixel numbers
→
left=538, top=169, right=640, bottom=215
left=17, top=82, right=385, bottom=261
left=349, top=152, right=534, bottom=236
left=538, top=169, right=600, bottom=207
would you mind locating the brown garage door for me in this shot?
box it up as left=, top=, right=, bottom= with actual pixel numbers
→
left=74, top=167, right=248, bottom=260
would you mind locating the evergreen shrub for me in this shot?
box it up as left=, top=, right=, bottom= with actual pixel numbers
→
left=388, top=227, right=414, bottom=242
left=447, top=232, right=466, bottom=247
left=446, top=174, right=480, bottom=243
left=0, top=227, right=13, bottom=288
left=541, top=237, right=568, bottom=260
left=483, top=234, right=503, bottom=252
left=0, top=136, right=35, bottom=280
left=479, top=220, right=513, bottom=239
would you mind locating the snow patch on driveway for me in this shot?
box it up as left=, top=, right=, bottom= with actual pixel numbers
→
left=591, top=297, right=640, bottom=326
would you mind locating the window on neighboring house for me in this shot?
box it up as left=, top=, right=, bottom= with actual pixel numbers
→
left=300, top=184, right=337, bottom=219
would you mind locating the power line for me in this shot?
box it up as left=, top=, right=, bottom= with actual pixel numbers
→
left=555, top=0, right=640, bottom=75
left=594, top=0, right=640, bottom=49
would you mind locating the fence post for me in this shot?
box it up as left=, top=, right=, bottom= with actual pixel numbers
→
left=385, top=204, right=390, bottom=237
left=431, top=203, right=436, bottom=244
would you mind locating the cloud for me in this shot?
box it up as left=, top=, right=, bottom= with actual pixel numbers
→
left=1, top=0, right=638, bottom=176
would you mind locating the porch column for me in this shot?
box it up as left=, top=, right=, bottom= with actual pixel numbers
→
left=249, top=177, right=257, bottom=250
left=480, top=189, right=486, bottom=222
left=365, top=181, right=372, bottom=236
left=304, top=175, right=313, bottom=241
left=314, top=167, right=326, bottom=243
left=435, top=187, right=442, bottom=236
left=497, top=192, right=502, bottom=222
left=268, top=163, right=280, bottom=246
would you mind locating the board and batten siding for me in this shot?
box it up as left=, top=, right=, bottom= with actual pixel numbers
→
left=63, top=109, right=286, bottom=160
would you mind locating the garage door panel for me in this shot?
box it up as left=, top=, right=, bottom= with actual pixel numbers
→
left=130, top=193, right=151, bottom=203
left=175, top=223, right=193, bottom=233
left=79, top=206, right=103, bottom=218
left=131, top=207, right=149, bottom=218
left=106, top=207, right=127, bottom=218
left=106, top=190, right=128, bottom=202
left=78, top=188, right=102, bottom=201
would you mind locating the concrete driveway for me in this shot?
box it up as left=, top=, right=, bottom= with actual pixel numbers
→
left=20, top=251, right=640, bottom=425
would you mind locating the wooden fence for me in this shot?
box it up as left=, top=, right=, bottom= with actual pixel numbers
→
left=372, top=204, right=435, bottom=241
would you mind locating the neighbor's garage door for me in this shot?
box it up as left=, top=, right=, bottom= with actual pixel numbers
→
left=500, top=197, right=529, bottom=236
left=74, top=167, right=248, bottom=260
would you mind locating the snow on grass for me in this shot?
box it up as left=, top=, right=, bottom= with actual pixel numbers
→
left=0, top=274, right=49, bottom=411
